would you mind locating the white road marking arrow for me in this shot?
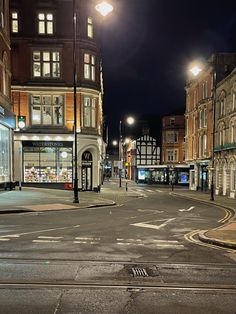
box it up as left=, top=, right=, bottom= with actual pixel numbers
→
left=179, top=206, right=195, bottom=212
left=131, top=218, right=175, bottom=230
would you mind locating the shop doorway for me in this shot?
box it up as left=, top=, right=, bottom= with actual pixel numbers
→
left=82, top=151, right=92, bottom=191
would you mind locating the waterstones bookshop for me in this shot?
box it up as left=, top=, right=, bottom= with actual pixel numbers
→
left=18, top=140, right=73, bottom=187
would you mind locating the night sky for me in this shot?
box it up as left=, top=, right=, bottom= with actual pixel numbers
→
left=101, top=0, right=236, bottom=142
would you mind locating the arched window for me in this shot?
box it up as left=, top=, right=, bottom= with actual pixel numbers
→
left=218, top=122, right=226, bottom=146
left=0, top=0, right=5, bottom=29
left=230, top=118, right=236, bottom=143
left=219, top=91, right=227, bottom=117
left=230, top=161, right=236, bottom=191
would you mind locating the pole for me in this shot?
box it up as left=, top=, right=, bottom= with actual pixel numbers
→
left=210, top=55, right=217, bottom=201
left=73, top=0, right=79, bottom=203
left=119, top=119, right=122, bottom=187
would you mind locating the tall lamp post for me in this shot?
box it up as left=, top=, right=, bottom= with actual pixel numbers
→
left=118, top=116, right=135, bottom=187
left=210, top=55, right=217, bottom=201
left=72, top=0, right=113, bottom=203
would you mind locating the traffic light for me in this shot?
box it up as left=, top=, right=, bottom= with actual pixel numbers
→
left=17, top=115, right=26, bottom=129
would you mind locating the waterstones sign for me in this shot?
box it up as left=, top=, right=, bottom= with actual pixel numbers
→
left=22, top=141, right=73, bottom=148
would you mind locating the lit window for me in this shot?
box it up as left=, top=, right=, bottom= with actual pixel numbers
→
left=2, top=52, right=8, bottom=96
left=11, top=11, right=18, bottom=33
left=232, top=92, right=236, bottom=111
left=33, top=51, right=60, bottom=78
left=83, top=96, right=97, bottom=128
left=88, top=17, right=93, bottom=38
left=166, top=131, right=178, bottom=144
left=38, top=12, right=54, bottom=35
left=84, top=53, right=96, bottom=81
left=0, top=0, right=5, bottom=29
left=31, top=95, right=63, bottom=126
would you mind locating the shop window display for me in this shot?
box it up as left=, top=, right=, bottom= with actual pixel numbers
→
left=0, top=125, right=10, bottom=183
left=23, top=146, right=72, bottom=183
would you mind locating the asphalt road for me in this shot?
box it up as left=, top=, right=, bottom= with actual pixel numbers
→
left=0, top=184, right=235, bottom=313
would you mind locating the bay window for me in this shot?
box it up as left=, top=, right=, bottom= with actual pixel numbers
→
left=33, top=50, right=60, bottom=78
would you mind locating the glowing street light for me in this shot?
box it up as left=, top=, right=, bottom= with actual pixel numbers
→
left=126, top=116, right=135, bottom=125
left=190, top=65, right=202, bottom=76
left=112, top=140, right=118, bottom=146
left=95, top=1, right=113, bottom=17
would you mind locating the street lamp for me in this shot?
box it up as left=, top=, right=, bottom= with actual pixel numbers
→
left=119, top=116, right=135, bottom=187
left=72, top=0, right=113, bottom=203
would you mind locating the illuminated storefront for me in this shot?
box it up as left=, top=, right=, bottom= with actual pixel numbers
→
left=0, top=105, right=15, bottom=189
left=22, top=141, right=73, bottom=183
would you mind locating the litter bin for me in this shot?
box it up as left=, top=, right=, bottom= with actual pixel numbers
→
left=64, top=183, right=73, bottom=190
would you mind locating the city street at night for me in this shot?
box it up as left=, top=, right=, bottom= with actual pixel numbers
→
left=0, top=180, right=235, bottom=313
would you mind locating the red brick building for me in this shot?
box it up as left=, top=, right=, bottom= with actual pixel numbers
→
left=10, top=0, right=106, bottom=190
left=162, top=115, right=189, bottom=185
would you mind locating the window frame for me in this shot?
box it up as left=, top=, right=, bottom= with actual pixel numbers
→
left=30, top=94, right=64, bottom=127
left=37, top=12, right=54, bottom=35
left=87, top=16, right=93, bottom=38
left=83, top=53, right=96, bottom=81
left=82, top=96, right=97, bottom=128
left=11, top=10, right=18, bottom=33
left=32, top=50, right=61, bottom=79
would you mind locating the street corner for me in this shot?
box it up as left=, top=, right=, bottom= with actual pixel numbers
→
left=198, top=223, right=236, bottom=250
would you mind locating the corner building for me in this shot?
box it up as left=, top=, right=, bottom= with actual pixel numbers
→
left=185, top=53, right=236, bottom=192
left=0, top=0, right=15, bottom=189
left=10, top=0, right=105, bottom=191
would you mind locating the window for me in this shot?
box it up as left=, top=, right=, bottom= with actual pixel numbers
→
left=38, top=12, right=53, bottom=35
left=232, top=91, right=236, bottom=111
left=83, top=96, right=97, bottom=128
left=170, top=118, right=175, bottom=126
left=203, top=134, right=207, bottom=157
left=203, top=108, right=207, bottom=127
left=231, top=162, right=236, bottom=191
left=0, top=124, right=10, bottom=183
left=31, top=95, right=64, bottom=126
left=230, top=119, right=236, bottom=143
left=0, top=0, right=5, bottom=29
left=220, top=97, right=226, bottom=116
left=167, top=149, right=178, bottom=162
left=87, top=17, right=93, bottom=38
left=11, top=11, right=18, bottom=33
left=84, top=53, right=96, bottom=81
left=202, top=81, right=208, bottom=99
left=33, top=51, right=60, bottom=78
left=166, top=131, right=178, bottom=143
left=2, top=52, right=8, bottom=96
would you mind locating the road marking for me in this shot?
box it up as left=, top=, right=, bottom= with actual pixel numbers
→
left=0, top=225, right=80, bottom=238
left=179, top=206, right=195, bottom=212
left=32, top=240, right=60, bottom=243
left=146, top=189, right=154, bottom=193
left=218, top=209, right=232, bottom=223
left=38, top=236, right=63, bottom=240
left=155, top=189, right=163, bottom=193
left=75, top=237, right=100, bottom=241
left=131, top=218, right=176, bottom=230
left=0, top=235, right=19, bottom=238
left=0, top=238, right=10, bottom=241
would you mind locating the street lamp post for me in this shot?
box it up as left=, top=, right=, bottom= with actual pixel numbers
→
left=210, top=55, right=217, bottom=201
left=118, top=116, right=135, bottom=187
left=73, top=0, right=79, bottom=203
left=72, top=1, right=113, bottom=203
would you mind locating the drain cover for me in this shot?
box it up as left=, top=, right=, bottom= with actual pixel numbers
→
left=125, top=264, right=159, bottom=277
left=132, top=267, right=149, bottom=277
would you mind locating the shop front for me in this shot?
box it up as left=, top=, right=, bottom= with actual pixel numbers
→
left=0, top=105, right=15, bottom=189
left=22, top=141, right=73, bottom=187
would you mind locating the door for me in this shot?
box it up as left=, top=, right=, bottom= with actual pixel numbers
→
left=82, top=151, right=93, bottom=191
left=82, top=165, right=92, bottom=191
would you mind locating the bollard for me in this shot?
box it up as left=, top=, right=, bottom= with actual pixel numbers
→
left=126, top=181, right=128, bottom=192
left=4, top=182, right=7, bottom=191
left=19, top=181, right=22, bottom=191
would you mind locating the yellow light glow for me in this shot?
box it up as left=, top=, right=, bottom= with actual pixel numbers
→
left=95, top=1, right=113, bottom=17
left=112, top=140, right=118, bottom=146
left=190, top=66, right=202, bottom=76
left=126, top=116, right=135, bottom=125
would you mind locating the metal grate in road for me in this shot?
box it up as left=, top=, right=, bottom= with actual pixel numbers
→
left=131, top=267, right=149, bottom=277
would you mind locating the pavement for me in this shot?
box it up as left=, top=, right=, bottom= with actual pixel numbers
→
left=0, top=180, right=235, bottom=250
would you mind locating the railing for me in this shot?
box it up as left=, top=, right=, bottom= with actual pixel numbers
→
left=214, top=142, right=236, bottom=151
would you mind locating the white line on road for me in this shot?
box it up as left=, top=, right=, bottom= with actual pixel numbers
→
left=146, top=189, right=154, bottom=193
left=155, top=189, right=163, bottom=193
left=38, top=236, right=63, bottom=239
left=0, top=225, right=80, bottom=238
left=131, top=218, right=176, bottom=230
left=75, top=237, right=100, bottom=241
left=32, top=240, right=60, bottom=243
left=0, top=238, right=10, bottom=241
left=179, top=206, right=195, bottom=212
